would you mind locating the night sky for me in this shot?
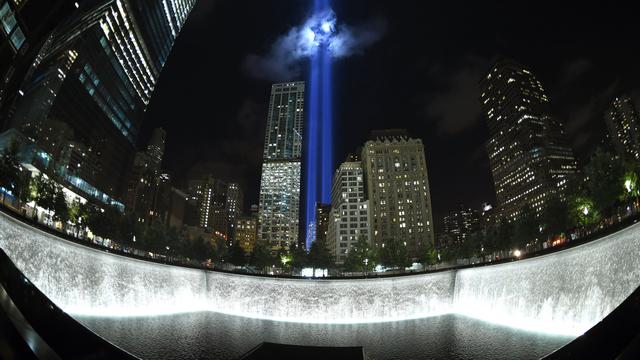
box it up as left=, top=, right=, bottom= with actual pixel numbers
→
left=140, top=0, right=640, bottom=232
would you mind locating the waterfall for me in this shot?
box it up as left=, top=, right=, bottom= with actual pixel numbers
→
left=1, top=211, right=639, bottom=336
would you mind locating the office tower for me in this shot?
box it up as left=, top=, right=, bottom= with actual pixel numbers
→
left=188, top=176, right=228, bottom=238
left=480, top=60, right=577, bottom=221
left=258, top=82, right=305, bottom=250
left=0, top=0, right=77, bottom=114
left=605, top=95, right=640, bottom=160
left=315, top=203, right=330, bottom=244
left=124, top=128, right=167, bottom=223
left=164, top=187, right=188, bottom=228
left=235, top=216, right=258, bottom=254
left=327, top=154, right=370, bottom=264
left=361, top=129, right=435, bottom=258
left=442, top=205, right=480, bottom=246
left=226, top=182, right=243, bottom=237
left=146, top=127, right=166, bottom=170
left=3, top=0, right=196, bottom=208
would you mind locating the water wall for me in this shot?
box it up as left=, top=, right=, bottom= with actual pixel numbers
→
left=1, top=211, right=639, bottom=336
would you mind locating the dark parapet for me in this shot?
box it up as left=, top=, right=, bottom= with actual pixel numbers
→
left=0, top=249, right=138, bottom=360
left=240, top=342, right=367, bottom=360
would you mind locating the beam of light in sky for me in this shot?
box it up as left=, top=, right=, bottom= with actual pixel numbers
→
left=305, top=0, right=333, bottom=249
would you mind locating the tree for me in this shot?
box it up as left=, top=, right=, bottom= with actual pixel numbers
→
left=189, top=236, right=213, bottom=262
left=461, top=232, right=483, bottom=258
left=211, top=237, right=228, bottom=262
left=569, top=196, right=600, bottom=227
left=249, top=241, right=275, bottom=270
left=308, top=239, right=333, bottom=270
left=583, top=148, right=625, bottom=215
left=343, top=238, right=377, bottom=272
left=513, top=205, right=539, bottom=249
left=378, top=237, right=411, bottom=269
left=415, top=240, right=438, bottom=266
left=495, top=217, right=515, bottom=252
left=85, top=205, right=121, bottom=240
left=226, top=241, right=247, bottom=266
left=33, top=174, right=56, bottom=212
left=542, top=198, right=569, bottom=238
left=0, top=141, right=22, bottom=204
left=289, top=243, right=308, bottom=269
left=52, top=186, right=70, bottom=224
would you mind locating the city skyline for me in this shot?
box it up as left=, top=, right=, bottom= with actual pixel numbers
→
left=140, top=0, right=640, bottom=231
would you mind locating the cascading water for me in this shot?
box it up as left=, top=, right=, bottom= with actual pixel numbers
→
left=1, top=211, right=639, bottom=336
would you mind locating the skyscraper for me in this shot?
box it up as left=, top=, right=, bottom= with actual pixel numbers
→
left=124, top=127, right=167, bottom=221
left=188, top=176, right=228, bottom=238
left=226, top=182, right=244, bottom=237
left=235, top=216, right=258, bottom=254
left=480, top=60, right=577, bottom=221
left=146, top=127, right=166, bottom=170
left=3, top=0, right=196, bottom=207
left=258, top=82, right=305, bottom=251
left=442, top=206, right=480, bottom=246
left=0, top=0, right=77, bottom=116
left=327, top=154, right=370, bottom=264
left=361, top=130, right=435, bottom=257
left=605, top=95, right=640, bottom=160
left=315, top=203, right=331, bottom=244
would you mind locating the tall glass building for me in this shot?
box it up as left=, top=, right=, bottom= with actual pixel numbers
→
left=605, top=94, right=640, bottom=160
left=480, top=60, right=577, bottom=221
left=258, top=82, right=305, bottom=250
left=4, top=0, right=196, bottom=208
left=327, top=154, right=371, bottom=264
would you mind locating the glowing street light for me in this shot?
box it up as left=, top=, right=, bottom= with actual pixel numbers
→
left=513, top=249, right=522, bottom=258
left=582, top=206, right=589, bottom=216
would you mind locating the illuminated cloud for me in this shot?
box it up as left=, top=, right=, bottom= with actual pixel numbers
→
left=243, top=8, right=386, bottom=81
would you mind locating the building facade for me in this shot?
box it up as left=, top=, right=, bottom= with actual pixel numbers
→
left=327, top=155, right=371, bottom=264
left=361, top=130, right=435, bottom=257
left=315, top=202, right=330, bottom=244
left=235, top=216, right=258, bottom=254
left=605, top=94, right=640, bottom=160
left=0, top=0, right=77, bottom=118
left=258, top=82, right=305, bottom=250
left=226, top=182, right=243, bottom=238
left=2, top=0, right=195, bottom=208
left=124, top=127, right=166, bottom=222
left=442, top=206, right=480, bottom=247
left=480, top=60, right=577, bottom=221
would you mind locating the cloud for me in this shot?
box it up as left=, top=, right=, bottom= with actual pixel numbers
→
left=560, top=58, right=593, bottom=85
left=243, top=8, right=386, bottom=81
left=419, top=56, right=488, bottom=135
left=564, top=80, right=618, bottom=135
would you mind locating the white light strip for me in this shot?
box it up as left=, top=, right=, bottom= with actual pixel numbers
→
left=1, top=212, right=640, bottom=337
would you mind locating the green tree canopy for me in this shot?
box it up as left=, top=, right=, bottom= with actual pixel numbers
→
left=378, top=237, right=411, bottom=269
left=249, top=241, right=276, bottom=269
left=52, top=186, right=70, bottom=223
left=226, top=241, right=247, bottom=266
left=343, top=238, right=377, bottom=272
left=308, top=239, right=333, bottom=270
left=583, top=148, right=625, bottom=215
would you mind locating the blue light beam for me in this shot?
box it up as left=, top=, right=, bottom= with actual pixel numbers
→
left=305, top=0, right=333, bottom=250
